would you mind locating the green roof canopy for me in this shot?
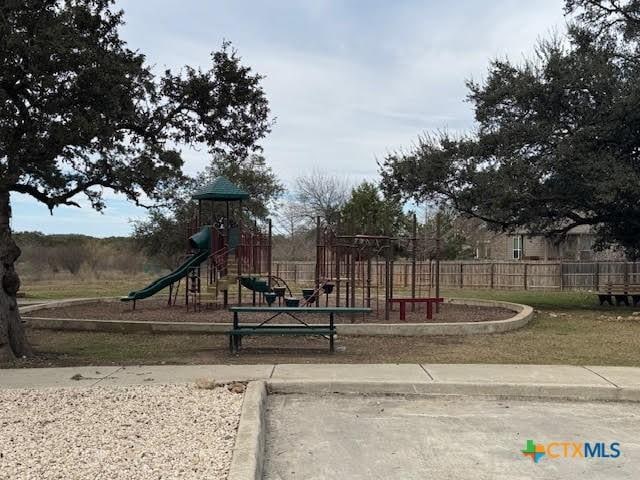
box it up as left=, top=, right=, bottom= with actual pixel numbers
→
left=192, top=176, right=249, bottom=201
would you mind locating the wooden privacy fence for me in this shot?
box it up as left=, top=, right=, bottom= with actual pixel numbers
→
left=272, top=260, right=640, bottom=291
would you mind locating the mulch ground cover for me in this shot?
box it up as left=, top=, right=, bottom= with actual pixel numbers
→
left=26, top=299, right=515, bottom=324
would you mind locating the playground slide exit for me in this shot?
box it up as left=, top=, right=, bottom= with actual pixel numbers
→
left=121, top=226, right=212, bottom=302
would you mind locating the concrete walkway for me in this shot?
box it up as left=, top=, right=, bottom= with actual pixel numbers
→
left=264, top=394, right=640, bottom=479
left=1, top=363, right=640, bottom=393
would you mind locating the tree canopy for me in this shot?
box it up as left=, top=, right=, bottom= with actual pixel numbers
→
left=293, top=171, right=351, bottom=226
left=417, top=208, right=477, bottom=260
left=380, top=0, right=640, bottom=258
left=339, top=182, right=407, bottom=237
left=1, top=1, right=271, bottom=214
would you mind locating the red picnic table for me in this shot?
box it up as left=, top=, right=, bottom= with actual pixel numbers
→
left=388, top=297, right=444, bottom=321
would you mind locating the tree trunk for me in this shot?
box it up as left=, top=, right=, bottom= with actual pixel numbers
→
left=0, top=190, right=32, bottom=361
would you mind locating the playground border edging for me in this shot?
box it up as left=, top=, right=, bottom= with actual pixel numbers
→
left=228, top=381, right=267, bottom=480
left=338, top=297, right=533, bottom=335
left=24, top=316, right=231, bottom=333
left=19, top=297, right=117, bottom=314
left=22, top=297, right=533, bottom=336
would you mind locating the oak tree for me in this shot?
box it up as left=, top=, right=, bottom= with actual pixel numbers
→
left=0, top=0, right=271, bottom=360
left=380, top=1, right=640, bottom=257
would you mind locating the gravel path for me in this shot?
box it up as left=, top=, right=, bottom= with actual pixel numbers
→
left=0, top=384, right=242, bottom=479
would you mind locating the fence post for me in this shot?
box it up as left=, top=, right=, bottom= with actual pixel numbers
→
left=559, top=259, right=563, bottom=291
left=624, top=261, right=630, bottom=287
left=335, top=245, right=341, bottom=307
left=459, top=263, right=464, bottom=289
left=429, top=259, right=433, bottom=295
left=523, top=263, right=528, bottom=290
left=594, top=262, right=599, bottom=291
left=490, top=263, right=495, bottom=289
left=294, top=264, right=297, bottom=284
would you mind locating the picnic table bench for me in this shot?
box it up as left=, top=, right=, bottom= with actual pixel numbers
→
left=597, top=284, right=640, bottom=306
left=228, top=306, right=372, bottom=353
left=388, top=297, right=444, bottom=321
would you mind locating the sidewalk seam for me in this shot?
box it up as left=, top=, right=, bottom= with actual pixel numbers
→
left=582, top=366, right=620, bottom=389
left=419, top=364, right=434, bottom=381
left=91, top=366, right=124, bottom=388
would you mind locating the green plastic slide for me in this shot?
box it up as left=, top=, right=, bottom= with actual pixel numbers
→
left=121, top=226, right=212, bottom=302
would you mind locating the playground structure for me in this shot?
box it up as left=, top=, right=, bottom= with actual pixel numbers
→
left=122, top=177, right=283, bottom=309
left=314, top=214, right=439, bottom=321
left=123, top=178, right=441, bottom=318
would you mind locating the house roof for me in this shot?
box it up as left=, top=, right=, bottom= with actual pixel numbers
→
left=192, top=176, right=249, bottom=201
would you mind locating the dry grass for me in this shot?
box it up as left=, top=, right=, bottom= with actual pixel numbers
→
left=194, top=378, right=218, bottom=390
left=20, top=274, right=159, bottom=300
left=7, top=309, right=640, bottom=368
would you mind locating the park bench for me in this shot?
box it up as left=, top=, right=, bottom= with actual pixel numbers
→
left=388, top=297, right=444, bottom=321
left=228, top=306, right=371, bottom=353
left=597, top=283, right=640, bottom=306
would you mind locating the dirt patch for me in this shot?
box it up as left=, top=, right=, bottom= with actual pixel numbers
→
left=25, top=299, right=515, bottom=324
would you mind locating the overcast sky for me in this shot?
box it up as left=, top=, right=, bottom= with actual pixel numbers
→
left=11, top=0, right=567, bottom=236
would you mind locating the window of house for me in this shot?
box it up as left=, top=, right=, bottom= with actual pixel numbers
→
left=475, top=241, right=490, bottom=259
left=513, top=236, right=522, bottom=259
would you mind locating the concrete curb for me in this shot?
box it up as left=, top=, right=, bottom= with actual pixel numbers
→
left=25, top=317, right=230, bottom=333
left=20, top=297, right=119, bottom=314
left=339, top=297, right=533, bottom=335
left=22, top=297, right=533, bottom=336
left=228, top=381, right=267, bottom=480
left=265, top=379, right=640, bottom=402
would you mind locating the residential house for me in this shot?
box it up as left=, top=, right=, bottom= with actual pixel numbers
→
left=475, top=226, right=625, bottom=261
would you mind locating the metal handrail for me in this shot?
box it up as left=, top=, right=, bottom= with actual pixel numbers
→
left=268, top=275, right=293, bottom=296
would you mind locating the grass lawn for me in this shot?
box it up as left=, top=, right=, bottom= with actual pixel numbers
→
left=21, top=274, right=596, bottom=308
left=8, top=308, right=640, bottom=368
left=441, top=288, right=597, bottom=310
left=13, top=277, right=640, bottom=368
left=20, top=275, right=158, bottom=300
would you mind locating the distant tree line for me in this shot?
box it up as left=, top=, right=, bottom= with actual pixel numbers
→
left=14, top=232, right=149, bottom=279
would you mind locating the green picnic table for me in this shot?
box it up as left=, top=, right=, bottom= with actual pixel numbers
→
left=228, top=306, right=372, bottom=353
